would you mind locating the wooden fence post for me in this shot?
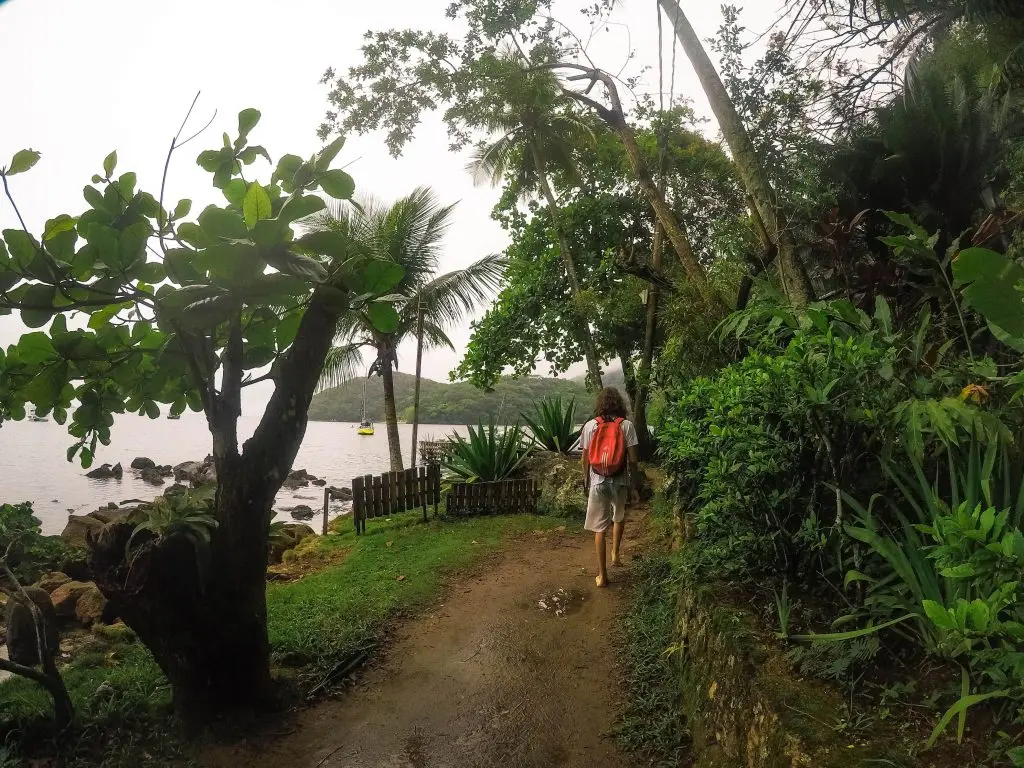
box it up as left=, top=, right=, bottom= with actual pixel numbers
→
left=322, top=487, right=330, bottom=536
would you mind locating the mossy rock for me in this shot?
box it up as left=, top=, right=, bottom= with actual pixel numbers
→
left=671, top=574, right=901, bottom=767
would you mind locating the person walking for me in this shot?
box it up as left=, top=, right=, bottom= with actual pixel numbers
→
left=580, top=387, right=640, bottom=587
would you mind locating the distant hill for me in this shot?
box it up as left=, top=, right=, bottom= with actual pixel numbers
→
left=573, top=367, right=626, bottom=390
left=308, top=373, right=591, bottom=425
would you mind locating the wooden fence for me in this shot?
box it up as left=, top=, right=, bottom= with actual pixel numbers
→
left=350, top=465, right=441, bottom=534
left=448, top=479, right=539, bottom=516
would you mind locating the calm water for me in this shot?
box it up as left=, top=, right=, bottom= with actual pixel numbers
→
left=0, top=412, right=465, bottom=534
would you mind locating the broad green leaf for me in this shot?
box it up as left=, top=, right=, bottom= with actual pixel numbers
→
left=276, top=311, right=303, bottom=349
left=263, top=246, right=327, bottom=282
left=242, top=183, right=272, bottom=229
left=273, top=154, right=303, bottom=187
left=939, top=563, right=977, bottom=578
left=181, top=294, right=239, bottom=328
left=43, top=215, right=77, bottom=241
left=278, top=194, right=326, bottom=224
left=144, top=401, right=160, bottom=419
left=951, top=247, right=1024, bottom=284
left=19, top=284, right=56, bottom=328
left=222, top=179, right=246, bottom=205
left=293, top=230, right=348, bottom=257
left=366, top=301, right=400, bottom=333
left=360, top=260, right=405, bottom=294
left=238, top=145, right=271, bottom=165
left=237, top=108, right=261, bottom=140
left=922, top=600, right=953, bottom=629
left=318, top=169, right=355, bottom=199
left=197, top=206, right=247, bottom=240
left=6, top=149, right=41, bottom=175
left=316, top=136, right=346, bottom=170
left=102, top=150, right=117, bottom=178
left=15, top=332, right=56, bottom=365
left=172, top=199, right=192, bottom=219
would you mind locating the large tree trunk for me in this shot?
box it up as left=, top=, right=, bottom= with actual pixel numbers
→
left=89, top=291, right=343, bottom=718
left=657, top=0, right=813, bottom=306
left=532, top=145, right=604, bottom=390
left=633, top=224, right=663, bottom=460
left=379, top=344, right=404, bottom=471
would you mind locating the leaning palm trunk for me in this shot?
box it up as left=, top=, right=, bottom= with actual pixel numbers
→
left=532, top=146, right=604, bottom=390
left=658, top=0, right=813, bottom=306
left=377, top=341, right=404, bottom=471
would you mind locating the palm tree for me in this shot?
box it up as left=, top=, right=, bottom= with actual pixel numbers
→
left=467, top=63, right=605, bottom=389
left=311, top=187, right=505, bottom=471
left=657, top=0, right=815, bottom=306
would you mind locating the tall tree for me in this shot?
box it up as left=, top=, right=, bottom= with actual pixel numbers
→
left=310, top=187, right=504, bottom=470
left=0, top=111, right=403, bottom=715
left=657, top=0, right=815, bottom=306
left=467, top=64, right=604, bottom=389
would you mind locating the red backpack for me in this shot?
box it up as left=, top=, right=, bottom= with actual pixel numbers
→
left=588, top=416, right=626, bottom=477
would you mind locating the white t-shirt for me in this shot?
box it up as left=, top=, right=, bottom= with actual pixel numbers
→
left=580, top=417, right=639, bottom=488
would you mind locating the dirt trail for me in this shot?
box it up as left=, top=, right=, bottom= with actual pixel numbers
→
left=203, top=521, right=642, bottom=768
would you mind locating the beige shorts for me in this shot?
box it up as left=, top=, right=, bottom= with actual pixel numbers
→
left=585, top=484, right=627, bottom=533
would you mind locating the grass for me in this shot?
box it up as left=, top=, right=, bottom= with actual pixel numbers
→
left=0, top=510, right=562, bottom=767
left=615, top=491, right=690, bottom=766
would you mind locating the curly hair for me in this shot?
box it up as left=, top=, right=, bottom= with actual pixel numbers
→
left=594, top=387, right=628, bottom=420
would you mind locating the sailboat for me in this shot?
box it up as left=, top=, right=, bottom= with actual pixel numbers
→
left=357, top=379, right=374, bottom=436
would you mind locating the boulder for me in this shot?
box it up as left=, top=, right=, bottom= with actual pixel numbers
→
left=290, top=505, right=315, bottom=521
left=312, top=478, right=327, bottom=487
left=336, top=487, right=354, bottom=500
left=140, top=467, right=165, bottom=486
left=33, top=572, right=71, bottom=594
left=173, top=461, right=202, bottom=483
left=74, top=585, right=108, bottom=626
left=92, top=620, right=135, bottom=644
left=130, top=457, right=156, bottom=470
left=164, top=483, right=188, bottom=498
left=282, top=470, right=310, bottom=490
left=268, top=523, right=316, bottom=564
left=86, top=463, right=120, bottom=480
left=50, top=580, right=94, bottom=618
left=158, top=465, right=173, bottom=476
left=61, top=514, right=104, bottom=547
left=5, top=587, right=59, bottom=666
left=87, top=505, right=131, bottom=524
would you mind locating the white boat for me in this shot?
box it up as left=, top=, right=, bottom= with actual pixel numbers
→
left=358, top=380, right=374, bottom=436
left=27, top=406, right=48, bottom=423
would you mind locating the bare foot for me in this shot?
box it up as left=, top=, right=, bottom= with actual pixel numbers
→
left=610, top=555, right=622, bottom=567
left=595, top=575, right=608, bottom=588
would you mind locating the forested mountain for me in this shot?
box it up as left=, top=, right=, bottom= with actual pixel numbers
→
left=308, top=373, right=590, bottom=424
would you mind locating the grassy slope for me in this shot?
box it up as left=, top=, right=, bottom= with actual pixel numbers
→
left=307, top=373, right=589, bottom=425
left=0, top=512, right=563, bottom=767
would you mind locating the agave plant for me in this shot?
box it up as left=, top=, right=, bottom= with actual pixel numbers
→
left=443, top=421, right=529, bottom=483
left=521, top=396, right=582, bottom=454
left=127, top=487, right=218, bottom=581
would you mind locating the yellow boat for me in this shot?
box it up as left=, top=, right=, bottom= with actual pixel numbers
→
left=357, top=380, right=374, bottom=435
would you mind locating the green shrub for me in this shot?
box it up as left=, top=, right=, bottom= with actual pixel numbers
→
left=521, top=396, right=581, bottom=453
left=0, top=502, right=80, bottom=584
left=444, top=421, right=529, bottom=482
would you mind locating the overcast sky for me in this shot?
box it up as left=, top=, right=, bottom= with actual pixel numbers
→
left=0, top=0, right=783, bottom=402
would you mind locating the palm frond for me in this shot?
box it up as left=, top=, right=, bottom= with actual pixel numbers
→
left=404, top=253, right=507, bottom=329
left=317, top=344, right=366, bottom=392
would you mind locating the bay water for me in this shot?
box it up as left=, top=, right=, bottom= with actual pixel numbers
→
left=0, top=412, right=466, bottom=535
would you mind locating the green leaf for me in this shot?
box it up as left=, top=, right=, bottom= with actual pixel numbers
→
left=926, top=688, right=1007, bottom=748
left=172, top=199, right=192, bottom=219
left=102, top=150, right=117, bottom=178
left=366, top=301, right=400, bottom=333
left=144, top=401, right=160, bottom=419
left=293, top=230, right=349, bottom=257
left=923, top=600, right=953, bottom=630
left=43, top=215, right=78, bottom=242
left=939, top=563, right=977, bottom=579
left=242, top=183, right=272, bottom=229
left=316, top=136, right=346, bottom=170
left=317, top=169, right=355, bottom=200
left=278, top=194, right=326, bottom=224
left=181, top=294, right=239, bottom=328
left=19, top=284, right=56, bottom=328
left=263, top=246, right=327, bottom=282
left=222, top=179, right=246, bottom=205
left=273, top=154, right=303, bottom=188
left=237, top=108, right=261, bottom=140
left=197, top=206, right=247, bottom=241
left=276, top=311, right=303, bottom=349
left=361, top=260, right=405, bottom=294
left=15, top=332, right=56, bottom=364
left=238, top=146, right=271, bottom=165
left=6, top=149, right=41, bottom=175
